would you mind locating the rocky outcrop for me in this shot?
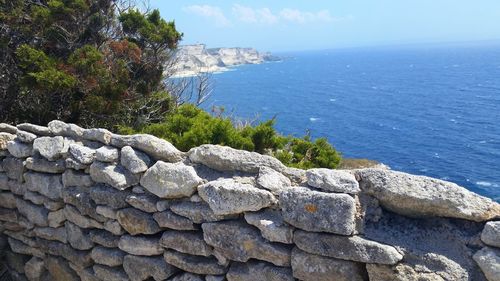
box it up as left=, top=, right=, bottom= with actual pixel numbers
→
left=172, top=44, right=279, bottom=77
left=0, top=120, right=499, bottom=281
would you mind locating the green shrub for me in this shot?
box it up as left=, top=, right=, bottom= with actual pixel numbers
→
left=119, top=104, right=342, bottom=169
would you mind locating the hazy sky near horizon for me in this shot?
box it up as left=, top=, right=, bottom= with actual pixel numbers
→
left=150, top=1, right=500, bottom=52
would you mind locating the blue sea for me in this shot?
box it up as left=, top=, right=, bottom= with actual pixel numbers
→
left=203, top=43, right=500, bottom=201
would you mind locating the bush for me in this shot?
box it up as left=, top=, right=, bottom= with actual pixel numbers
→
left=119, top=104, right=342, bottom=169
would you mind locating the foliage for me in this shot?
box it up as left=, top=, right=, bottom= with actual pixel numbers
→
left=0, top=0, right=182, bottom=129
left=119, top=104, right=342, bottom=169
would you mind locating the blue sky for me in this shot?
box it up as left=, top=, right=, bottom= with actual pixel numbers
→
left=150, top=1, right=500, bottom=52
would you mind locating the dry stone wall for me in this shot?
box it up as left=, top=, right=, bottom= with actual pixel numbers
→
left=0, top=120, right=499, bottom=281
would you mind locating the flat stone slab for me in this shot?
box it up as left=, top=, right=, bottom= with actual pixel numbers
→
left=198, top=178, right=277, bottom=215
left=116, top=208, right=161, bottom=235
left=140, top=161, right=202, bottom=198
left=90, top=161, right=140, bottom=190
left=153, top=210, right=197, bottom=230
left=110, top=133, right=184, bottom=162
left=170, top=201, right=235, bottom=224
left=357, top=168, right=500, bottom=222
left=226, top=261, right=293, bottom=281
left=91, top=246, right=126, bottom=267
left=293, top=230, right=403, bottom=265
left=188, top=144, right=286, bottom=173
left=123, top=254, right=178, bottom=281
left=160, top=230, right=212, bottom=256
left=279, top=186, right=356, bottom=235
left=306, top=168, right=360, bottom=194
left=25, top=157, right=65, bottom=173
left=291, top=247, right=366, bottom=281
left=163, top=249, right=227, bottom=275
left=202, top=221, right=292, bottom=267
left=118, top=235, right=163, bottom=256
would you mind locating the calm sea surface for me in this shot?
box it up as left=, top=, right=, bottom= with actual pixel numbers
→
left=202, top=44, right=500, bottom=200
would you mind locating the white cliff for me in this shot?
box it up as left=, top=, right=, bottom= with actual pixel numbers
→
left=171, top=44, right=279, bottom=77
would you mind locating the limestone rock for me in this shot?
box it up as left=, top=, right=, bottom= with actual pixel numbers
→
left=62, top=169, right=93, bottom=187
left=160, top=230, right=212, bottom=256
left=24, top=172, right=63, bottom=200
left=16, top=198, right=49, bottom=226
left=188, top=144, right=286, bottom=173
left=291, top=247, right=365, bottom=281
left=357, top=169, right=500, bottom=222
left=62, top=186, right=105, bottom=222
left=24, top=190, right=45, bottom=205
left=3, top=157, right=25, bottom=181
left=45, top=256, right=80, bottom=281
left=89, top=230, right=120, bottom=248
left=306, top=168, right=360, bottom=194
left=93, top=265, right=129, bottom=281
left=48, top=120, right=84, bottom=138
left=0, top=208, right=18, bottom=223
left=96, top=205, right=117, bottom=219
left=90, top=161, right=139, bottom=190
left=123, top=254, right=178, bottom=281
left=140, top=161, right=202, bottom=198
left=256, top=166, right=292, bottom=194
left=104, top=220, right=126, bottom=235
left=8, top=237, right=45, bottom=257
left=0, top=192, right=17, bottom=209
left=125, top=193, right=157, bottom=213
left=198, top=178, right=277, bottom=215
left=36, top=239, right=93, bottom=267
left=33, top=226, right=67, bottom=243
left=279, top=186, right=355, bottom=235
left=91, top=246, right=126, bottom=267
left=163, top=249, right=227, bottom=275
left=170, top=201, right=235, bottom=223
left=69, top=144, right=96, bottom=164
left=95, top=145, right=120, bottom=162
left=69, top=265, right=99, bottom=281
left=118, top=235, right=163, bottom=256
left=66, top=221, right=94, bottom=250
left=24, top=257, right=45, bottom=281
left=63, top=205, right=103, bottom=229
left=121, top=146, right=151, bottom=173
left=83, top=128, right=112, bottom=144
left=25, top=157, right=65, bottom=173
left=16, top=130, right=37, bottom=143
left=0, top=132, right=16, bottom=150
left=226, top=261, right=293, bottom=281
left=33, top=136, right=69, bottom=161
left=244, top=209, right=294, bottom=244
left=153, top=210, right=196, bottom=230
left=48, top=209, right=66, bottom=228
left=202, top=221, right=292, bottom=266
left=169, top=273, right=204, bottom=281
left=7, top=140, right=33, bottom=158
left=90, top=184, right=130, bottom=208
left=116, top=208, right=161, bottom=235
left=481, top=221, right=500, bottom=248
left=293, top=230, right=403, bottom=265
left=110, top=133, right=184, bottom=162
left=17, top=123, right=51, bottom=136
left=473, top=247, right=500, bottom=281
